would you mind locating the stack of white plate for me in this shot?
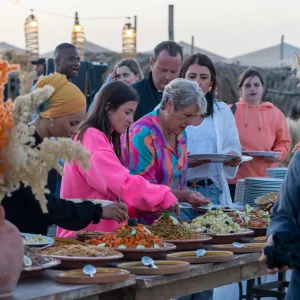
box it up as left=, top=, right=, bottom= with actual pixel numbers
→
left=234, top=179, right=245, bottom=203
left=243, top=177, right=283, bottom=206
left=266, top=167, right=288, bottom=179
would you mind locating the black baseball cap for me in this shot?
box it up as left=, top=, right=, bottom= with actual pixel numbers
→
left=31, top=58, right=46, bottom=65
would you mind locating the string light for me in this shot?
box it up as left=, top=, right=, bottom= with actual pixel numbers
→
left=24, top=10, right=39, bottom=59
left=122, top=18, right=137, bottom=58
left=71, top=12, right=85, bottom=59
left=10, top=1, right=129, bottom=20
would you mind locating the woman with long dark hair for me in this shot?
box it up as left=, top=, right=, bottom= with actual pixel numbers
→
left=180, top=53, right=242, bottom=212
left=57, top=81, right=179, bottom=238
left=88, top=58, right=144, bottom=114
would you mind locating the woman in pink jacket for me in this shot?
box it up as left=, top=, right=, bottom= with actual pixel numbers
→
left=57, top=81, right=179, bottom=237
left=228, top=68, right=291, bottom=198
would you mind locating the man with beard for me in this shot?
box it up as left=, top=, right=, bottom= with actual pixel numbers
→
left=133, top=41, right=183, bottom=121
left=53, top=43, right=80, bottom=79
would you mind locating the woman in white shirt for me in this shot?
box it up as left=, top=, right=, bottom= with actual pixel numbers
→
left=180, top=53, right=242, bottom=214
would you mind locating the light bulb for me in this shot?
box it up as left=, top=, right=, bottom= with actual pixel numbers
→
left=75, top=25, right=82, bottom=32
left=30, top=20, right=37, bottom=27
left=126, top=29, right=133, bottom=37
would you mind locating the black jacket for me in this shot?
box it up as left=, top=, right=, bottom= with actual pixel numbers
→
left=132, top=72, right=163, bottom=121
left=2, top=131, right=103, bottom=235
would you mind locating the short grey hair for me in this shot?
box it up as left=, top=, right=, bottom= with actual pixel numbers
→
left=160, top=78, right=207, bottom=114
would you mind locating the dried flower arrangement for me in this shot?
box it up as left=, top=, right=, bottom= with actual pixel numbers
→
left=282, top=53, right=300, bottom=153
left=0, top=58, right=90, bottom=213
left=281, top=52, right=300, bottom=87
left=0, top=56, right=19, bottom=101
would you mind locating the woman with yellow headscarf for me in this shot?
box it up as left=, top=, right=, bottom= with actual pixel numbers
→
left=2, top=73, right=128, bottom=235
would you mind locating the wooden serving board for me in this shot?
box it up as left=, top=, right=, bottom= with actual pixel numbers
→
left=56, top=268, right=130, bottom=284
left=211, top=243, right=264, bottom=253
left=166, top=250, right=234, bottom=264
left=117, top=260, right=190, bottom=275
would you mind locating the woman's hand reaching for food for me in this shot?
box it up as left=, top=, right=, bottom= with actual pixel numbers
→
left=167, top=201, right=180, bottom=217
left=171, top=189, right=210, bottom=207
left=101, top=202, right=128, bottom=223
left=187, top=191, right=211, bottom=207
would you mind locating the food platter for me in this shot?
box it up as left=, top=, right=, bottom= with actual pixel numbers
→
left=148, top=213, right=212, bottom=250
left=117, top=260, right=190, bottom=275
left=183, top=209, right=254, bottom=244
left=21, top=258, right=61, bottom=279
left=56, top=268, right=130, bottom=284
left=162, top=235, right=212, bottom=251
left=41, top=244, right=124, bottom=268
left=41, top=253, right=123, bottom=269
left=201, top=229, right=254, bottom=244
left=21, top=233, right=54, bottom=247
left=113, top=242, right=177, bottom=260
left=167, top=250, right=234, bottom=264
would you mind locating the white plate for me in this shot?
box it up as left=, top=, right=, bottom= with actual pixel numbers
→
left=245, top=178, right=283, bottom=183
left=23, top=258, right=61, bottom=272
left=241, top=155, right=253, bottom=163
left=242, top=151, right=281, bottom=157
left=188, top=153, right=240, bottom=163
left=21, top=233, right=54, bottom=247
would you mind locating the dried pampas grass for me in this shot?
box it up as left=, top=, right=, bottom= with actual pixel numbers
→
left=0, top=85, right=90, bottom=213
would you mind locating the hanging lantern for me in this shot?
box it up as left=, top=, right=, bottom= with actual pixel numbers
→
left=122, top=18, right=136, bottom=58
left=71, top=12, right=85, bottom=59
left=24, top=10, right=39, bottom=59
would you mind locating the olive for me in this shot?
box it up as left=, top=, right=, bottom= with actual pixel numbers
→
left=229, top=230, right=235, bottom=233
left=203, top=229, right=208, bottom=233
left=225, top=221, right=230, bottom=225
left=205, top=224, right=211, bottom=228
left=211, top=207, right=217, bottom=211
left=225, top=207, right=231, bottom=209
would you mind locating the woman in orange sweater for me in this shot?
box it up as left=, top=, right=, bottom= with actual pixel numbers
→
left=228, top=68, right=291, bottom=198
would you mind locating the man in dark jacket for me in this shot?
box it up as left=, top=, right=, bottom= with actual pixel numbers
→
left=133, top=41, right=183, bottom=121
left=260, top=150, right=300, bottom=299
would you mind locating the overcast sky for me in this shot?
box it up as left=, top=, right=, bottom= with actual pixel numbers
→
left=1, top=0, right=300, bottom=58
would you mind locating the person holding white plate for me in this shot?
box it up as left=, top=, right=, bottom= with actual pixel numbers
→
left=180, top=53, right=242, bottom=215
left=228, top=68, right=291, bottom=199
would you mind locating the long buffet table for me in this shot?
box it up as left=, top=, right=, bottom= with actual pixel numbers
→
left=14, top=253, right=267, bottom=300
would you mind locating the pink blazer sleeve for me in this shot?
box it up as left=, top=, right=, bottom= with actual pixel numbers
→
left=83, top=130, right=177, bottom=212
